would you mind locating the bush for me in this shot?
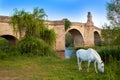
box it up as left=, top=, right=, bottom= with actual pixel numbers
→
left=0, top=51, right=8, bottom=60
left=17, top=36, right=56, bottom=57
left=0, top=46, right=21, bottom=60
left=97, top=46, right=120, bottom=63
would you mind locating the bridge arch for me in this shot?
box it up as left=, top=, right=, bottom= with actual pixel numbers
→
left=94, top=31, right=101, bottom=46
left=66, top=28, right=84, bottom=47
left=0, top=35, right=18, bottom=47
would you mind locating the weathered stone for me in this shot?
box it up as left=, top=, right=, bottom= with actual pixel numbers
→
left=0, top=12, right=101, bottom=51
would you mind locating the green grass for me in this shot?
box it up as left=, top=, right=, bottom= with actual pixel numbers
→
left=0, top=55, right=119, bottom=80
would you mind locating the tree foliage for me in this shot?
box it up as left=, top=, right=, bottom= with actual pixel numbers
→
left=39, top=26, right=56, bottom=46
left=63, top=18, right=71, bottom=31
left=10, top=8, right=47, bottom=38
left=107, top=0, right=120, bottom=28
left=102, top=0, right=120, bottom=46
left=65, top=32, right=74, bottom=47
left=10, top=8, right=56, bottom=56
left=102, top=24, right=115, bottom=45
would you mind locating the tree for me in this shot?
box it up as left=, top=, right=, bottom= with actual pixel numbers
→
left=102, top=0, right=120, bottom=46
left=39, top=26, right=56, bottom=46
left=63, top=18, right=71, bottom=31
left=10, top=8, right=56, bottom=56
left=10, top=8, right=47, bottom=38
left=65, top=32, right=74, bottom=47
left=107, top=0, right=120, bottom=28
left=102, top=24, right=115, bottom=45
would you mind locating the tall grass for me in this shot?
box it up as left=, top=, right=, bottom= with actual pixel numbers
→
left=96, top=46, right=120, bottom=63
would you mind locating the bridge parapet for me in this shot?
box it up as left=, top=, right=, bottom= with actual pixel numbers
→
left=47, top=21, right=64, bottom=25
left=71, top=22, right=84, bottom=27
left=0, top=16, right=10, bottom=23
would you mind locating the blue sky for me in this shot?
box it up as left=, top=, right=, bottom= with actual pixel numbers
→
left=0, top=0, right=110, bottom=27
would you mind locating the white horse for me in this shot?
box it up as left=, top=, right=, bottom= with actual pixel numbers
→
left=76, top=48, right=104, bottom=73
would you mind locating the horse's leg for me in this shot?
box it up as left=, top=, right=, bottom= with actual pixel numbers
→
left=87, top=60, right=91, bottom=72
left=77, top=57, right=80, bottom=70
left=94, top=61, right=98, bottom=73
left=79, top=59, right=82, bottom=70
left=77, top=58, right=82, bottom=71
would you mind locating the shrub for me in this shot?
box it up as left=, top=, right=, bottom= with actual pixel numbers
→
left=97, top=46, right=120, bottom=63
left=0, top=51, right=8, bottom=60
left=17, top=36, right=56, bottom=57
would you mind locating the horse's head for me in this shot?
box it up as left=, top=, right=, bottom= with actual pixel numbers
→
left=98, top=61, right=104, bottom=73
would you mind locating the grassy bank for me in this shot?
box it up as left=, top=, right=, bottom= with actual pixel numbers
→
left=0, top=55, right=119, bottom=80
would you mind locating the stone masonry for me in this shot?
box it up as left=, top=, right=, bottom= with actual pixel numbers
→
left=0, top=12, right=101, bottom=51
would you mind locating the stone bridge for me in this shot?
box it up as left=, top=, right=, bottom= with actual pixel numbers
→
left=0, top=12, right=101, bottom=51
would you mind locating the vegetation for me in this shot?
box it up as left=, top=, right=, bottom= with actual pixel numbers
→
left=10, top=8, right=47, bottom=38
left=17, top=36, right=56, bottom=57
left=97, top=46, right=120, bottom=63
left=102, top=0, right=120, bottom=46
left=0, top=1, right=120, bottom=79
left=0, top=37, right=120, bottom=79
left=64, top=18, right=73, bottom=47
left=63, top=18, right=71, bottom=31
left=9, top=8, right=56, bottom=56
left=102, top=24, right=120, bottom=46
left=0, top=36, right=120, bottom=79
left=39, top=26, right=56, bottom=47
left=106, top=0, right=120, bottom=28
left=0, top=52, right=119, bottom=80
left=65, top=32, right=74, bottom=47
left=0, top=37, right=8, bottom=47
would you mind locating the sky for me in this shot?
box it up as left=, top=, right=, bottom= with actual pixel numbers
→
left=0, top=0, right=110, bottom=28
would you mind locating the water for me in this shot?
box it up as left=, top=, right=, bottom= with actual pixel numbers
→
left=65, top=48, right=74, bottom=59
